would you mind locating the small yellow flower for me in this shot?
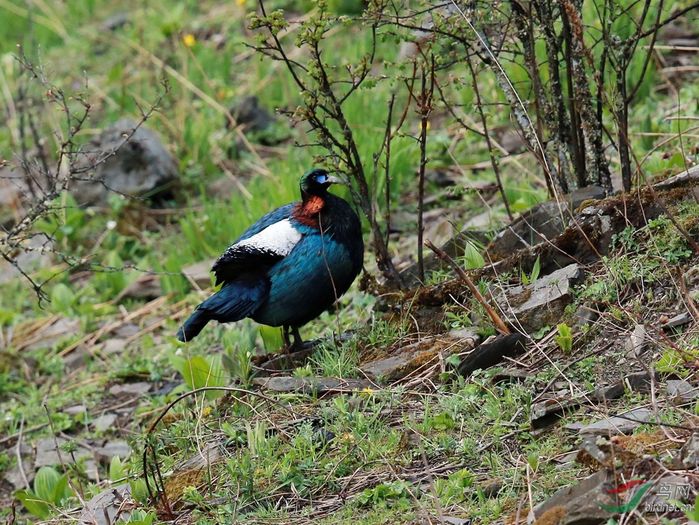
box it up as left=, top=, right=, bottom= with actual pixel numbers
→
left=182, top=33, right=196, bottom=48
left=236, top=0, right=246, bottom=5
left=425, top=120, right=431, bottom=131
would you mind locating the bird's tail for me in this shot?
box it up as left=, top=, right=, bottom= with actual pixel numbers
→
left=177, top=309, right=210, bottom=342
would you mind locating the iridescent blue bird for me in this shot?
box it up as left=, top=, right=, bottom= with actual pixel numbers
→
left=177, top=168, right=364, bottom=347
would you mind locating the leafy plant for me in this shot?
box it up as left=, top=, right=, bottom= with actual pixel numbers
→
left=171, top=354, right=227, bottom=398
left=521, top=256, right=541, bottom=285
left=462, top=241, right=485, bottom=270
left=555, top=323, right=573, bottom=354
left=15, top=466, right=73, bottom=519
left=435, top=468, right=474, bottom=505
left=356, top=480, right=413, bottom=508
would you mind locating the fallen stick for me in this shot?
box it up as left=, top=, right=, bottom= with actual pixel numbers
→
left=424, top=239, right=510, bottom=335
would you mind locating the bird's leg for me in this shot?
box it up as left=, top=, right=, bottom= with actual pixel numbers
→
left=281, top=325, right=292, bottom=353
left=290, top=326, right=304, bottom=352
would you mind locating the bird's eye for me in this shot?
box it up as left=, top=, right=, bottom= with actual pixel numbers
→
left=315, top=173, right=328, bottom=184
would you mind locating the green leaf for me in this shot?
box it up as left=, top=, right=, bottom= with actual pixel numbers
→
left=52, top=474, right=72, bottom=504
left=530, top=256, right=541, bottom=282
left=34, top=466, right=60, bottom=502
left=555, top=323, right=573, bottom=354
left=463, top=241, right=485, bottom=270
left=109, top=456, right=126, bottom=482
left=259, top=325, right=284, bottom=351
left=171, top=355, right=226, bottom=398
left=16, top=489, right=50, bottom=519
left=50, top=284, right=75, bottom=313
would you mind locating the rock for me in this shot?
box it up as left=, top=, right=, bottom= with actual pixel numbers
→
left=96, top=440, right=131, bottom=461
left=101, top=338, right=127, bottom=356
left=361, top=331, right=481, bottom=383
left=678, top=434, right=699, bottom=469
left=487, top=201, right=571, bottom=260
left=230, top=96, right=275, bottom=134
left=667, top=379, right=697, bottom=402
left=569, top=185, right=607, bottom=209
left=496, top=264, right=583, bottom=332
left=102, top=12, right=129, bottom=31
left=661, top=311, right=691, bottom=329
left=654, top=164, right=699, bottom=190
left=0, top=231, right=52, bottom=284
left=182, top=259, right=215, bottom=289
left=92, top=413, right=118, bottom=433
left=578, top=407, right=652, bottom=436
left=253, top=376, right=372, bottom=394
left=115, top=273, right=162, bottom=301
left=591, top=371, right=653, bottom=402
left=108, top=382, right=151, bottom=396
left=531, top=470, right=614, bottom=524
left=79, top=484, right=134, bottom=525
left=64, top=405, right=87, bottom=416
left=63, top=347, right=88, bottom=372
left=530, top=397, right=578, bottom=430
left=71, top=118, right=178, bottom=206
left=625, top=324, right=646, bottom=356
left=34, top=437, right=92, bottom=468
left=456, top=333, right=527, bottom=378
left=25, top=317, right=80, bottom=351
left=491, top=368, right=530, bottom=383
left=643, top=474, right=693, bottom=514
left=572, top=305, right=598, bottom=327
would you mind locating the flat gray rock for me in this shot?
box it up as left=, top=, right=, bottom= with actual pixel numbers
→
left=497, top=264, right=583, bottom=331
left=79, top=484, right=133, bottom=525
left=531, top=469, right=614, bottom=524
left=253, top=376, right=372, bottom=394
left=71, top=118, right=178, bottom=205
left=578, top=407, right=652, bottom=436
left=109, top=382, right=151, bottom=396
left=92, top=413, right=118, bottom=433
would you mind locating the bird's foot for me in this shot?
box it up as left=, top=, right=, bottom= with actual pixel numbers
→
left=280, top=326, right=304, bottom=354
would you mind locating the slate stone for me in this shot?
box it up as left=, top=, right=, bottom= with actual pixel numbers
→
left=361, top=331, right=481, bottom=383
left=71, top=118, right=178, bottom=206
left=456, top=333, right=527, bottom=378
left=253, top=376, right=372, bottom=394
left=662, top=311, right=691, bottom=328
left=182, top=259, right=215, bottom=289
left=591, top=371, right=654, bottom=402
left=487, top=201, right=571, bottom=260
left=531, top=470, right=614, bottom=524
left=679, top=434, right=699, bottom=469
left=108, top=382, right=151, bottom=396
left=496, top=264, right=583, bottom=331
left=79, top=484, right=133, bottom=525
left=96, top=440, right=131, bottom=461
left=26, top=317, right=81, bottom=351
left=34, top=437, right=91, bottom=468
left=667, top=379, right=698, bottom=402
left=578, top=407, right=652, bottom=436
left=92, top=413, right=118, bottom=433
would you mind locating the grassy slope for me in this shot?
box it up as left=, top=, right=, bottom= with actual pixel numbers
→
left=0, top=1, right=698, bottom=524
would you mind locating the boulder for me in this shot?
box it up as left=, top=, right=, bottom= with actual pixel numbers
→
left=71, top=118, right=178, bottom=205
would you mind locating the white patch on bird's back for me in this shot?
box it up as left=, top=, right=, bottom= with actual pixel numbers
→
left=235, top=219, right=302, bottom=256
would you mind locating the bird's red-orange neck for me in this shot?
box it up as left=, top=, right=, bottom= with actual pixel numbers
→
left=293, top=194, right=325, bottom=227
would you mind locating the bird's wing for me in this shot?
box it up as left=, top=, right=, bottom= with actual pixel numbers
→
left=212, top=216, right=303, bottom=284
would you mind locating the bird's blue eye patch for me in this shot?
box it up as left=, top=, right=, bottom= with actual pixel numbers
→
left=315, top=173, right=328, bottom=184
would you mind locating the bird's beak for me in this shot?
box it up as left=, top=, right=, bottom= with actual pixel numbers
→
left=326, top=175, right=344, bottom=185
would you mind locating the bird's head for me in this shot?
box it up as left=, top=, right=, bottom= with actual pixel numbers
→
left=299, top=168, right=342, bottom=198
